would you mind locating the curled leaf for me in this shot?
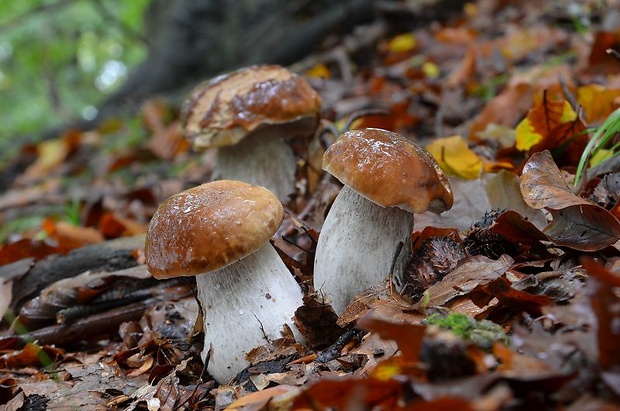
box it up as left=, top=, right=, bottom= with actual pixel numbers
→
left=520, top=151, right=620, bottom=251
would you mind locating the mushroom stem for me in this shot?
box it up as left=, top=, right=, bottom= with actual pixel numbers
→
left=196, top=242, right=304, bottom=384
left=314, top=185, right=414, bottom=315
left=216, top=129, right=297, bottom=202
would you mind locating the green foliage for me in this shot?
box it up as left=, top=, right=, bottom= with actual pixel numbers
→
left=574, top=106, right=620, bottom=187
left=0, top=0, right=150, bottom=162
left=425, top=312, right=510, bottom=349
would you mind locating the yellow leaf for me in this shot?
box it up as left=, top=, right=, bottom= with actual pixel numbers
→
left=590, top=148, right=614, bottom=167
left=515, top=117, right=541, bottom=151
left=422, top=61, right=440, bottom=78
left=577, top=84, right=620, bottom=123
left=515, top=99, right=577, bottom=151
left=426, top=135, right=483, bottom=179
left=388, top=33, right=416, bottom=53
left=306, top=63, right=330, bottom=79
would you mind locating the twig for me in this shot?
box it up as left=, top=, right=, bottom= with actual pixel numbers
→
left=606, top=48, right=620, bottom=63
left=316, top=328, right=363, bottom=363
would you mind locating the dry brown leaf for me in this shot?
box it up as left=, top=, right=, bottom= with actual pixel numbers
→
left=224, top=385, right=299, bottom=411
left=469, top=83, right=534, bottom=140
left=520, top=151, right=620, bottom=251
left=357, top=315, right=426, bottom=363
left=415, top=255, right=514, bottom=309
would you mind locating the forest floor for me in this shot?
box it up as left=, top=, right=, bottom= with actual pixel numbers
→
left=1, top=0, right=620, bottom=410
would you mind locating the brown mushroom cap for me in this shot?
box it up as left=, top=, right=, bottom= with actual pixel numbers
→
left=182, top=65, right=322, bottom=151
left=322, top=128, right=453, bottom=214
left=145, top=180, right=284, bottom=279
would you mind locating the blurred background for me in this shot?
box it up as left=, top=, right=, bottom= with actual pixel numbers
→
left=0, top=0, right=379, bottom=163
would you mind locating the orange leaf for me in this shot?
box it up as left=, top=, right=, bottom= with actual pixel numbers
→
left=43, top=218, right=104, bottom=253
left=225, top=385, right=300, bottom=411
left=577, top=84, right=620, bottom=124
left=356, top=315, right=425, bottom=363
left=469, top=83, right=534, bottom=140
left=293, top=376, right=403, bottom=410
left=515, top=98, right=578, bottom=151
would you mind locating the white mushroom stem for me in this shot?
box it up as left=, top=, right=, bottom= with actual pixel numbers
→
left=215, top=129, right=297, bottom=203
left=313, top=185, right=414, bottom=315
left=195, top=243, right=304, bottom=384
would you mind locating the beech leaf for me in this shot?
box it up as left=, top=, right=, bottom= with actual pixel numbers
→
left=520, top=150, right=620, bottom=251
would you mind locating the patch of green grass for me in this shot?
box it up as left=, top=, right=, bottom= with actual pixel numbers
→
left=574, top=107, right=620, bottom=187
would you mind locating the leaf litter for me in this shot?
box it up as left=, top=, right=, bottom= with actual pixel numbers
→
left=2, top=0, right=620, bottom=410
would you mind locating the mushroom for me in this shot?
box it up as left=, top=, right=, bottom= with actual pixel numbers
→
left=313, top=128, right=453, bottom=315
left=144, top=180, right=304, bottom=383
left=182, top=64, right=322, bottom=202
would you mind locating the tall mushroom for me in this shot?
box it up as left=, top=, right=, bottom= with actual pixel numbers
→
left=314, top=128, right=453, bottom=315
left=144, top=180, right=304, bottom=383
left=182, top=64, right=322, bottom=202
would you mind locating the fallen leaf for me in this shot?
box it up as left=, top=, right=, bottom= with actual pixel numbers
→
left=415, top=255, right=514, bottom=309
left=546, top=206, right=620, bottom=251
left=0, top=239, right=59, bottom=265
left=42, top=218, right=104, bottom=252
left=225, top=385, right=299, bottom=411
left=0, top=343, right=65, bottom=368
left=485, top=170, right=548, bottom=229
left=426, top=136, right=483, bottom=179
left=519, top=151, right=581, bottom=210
left=468, top=83, right=534, bottom=140
left=587, top=31, right=620, bottom=75
left=388, top=33, right=417, bottom=53
left=293, top=376, right=403, bottom=410
left=470, top=276, right=554, bottom=317
left=577, top=84, right=620, bottom=124
left=491, top=211, right=549, bottom=252
left=582, top=258, right=620, bottom=395
left=414, top=177, right=492, bottom=231
left=520, top=151, right=620, bottom=251
left=357, top=315, right=426, bottom=363
left=515, top=97, right=579, bottom=151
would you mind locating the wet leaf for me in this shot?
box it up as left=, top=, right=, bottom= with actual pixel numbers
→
left=520, top=151, right=620, bottom=250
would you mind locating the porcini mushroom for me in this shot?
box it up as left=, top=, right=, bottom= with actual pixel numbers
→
left=144, top=180, right=304, bottom=383
left=314, top=128, right=453, bottom=315
left=182, top=65, right=322, bottom=202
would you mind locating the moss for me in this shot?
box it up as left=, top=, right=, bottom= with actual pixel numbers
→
left=425, top=312, right=510, bottom=350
